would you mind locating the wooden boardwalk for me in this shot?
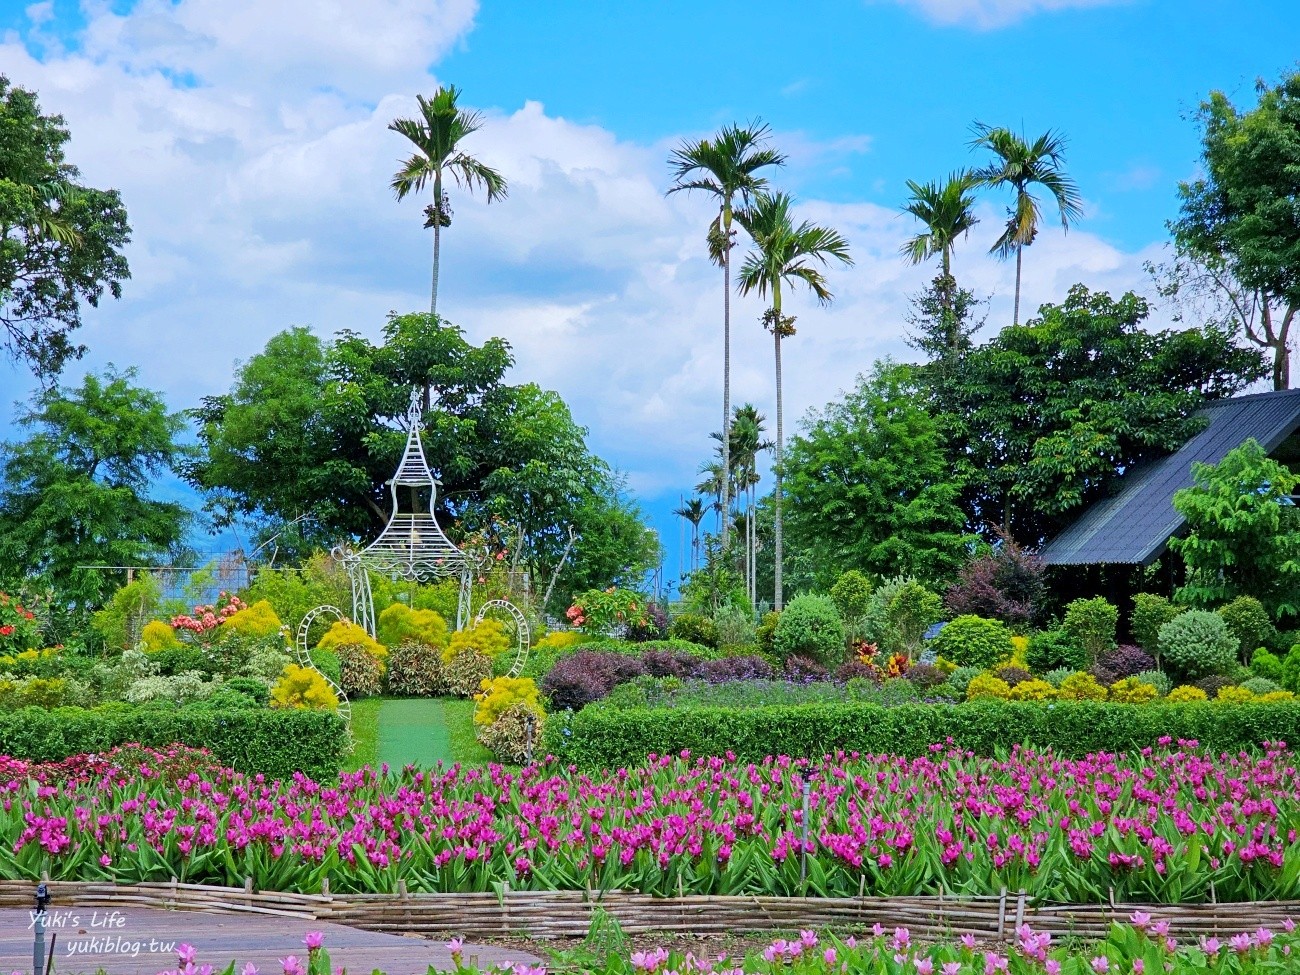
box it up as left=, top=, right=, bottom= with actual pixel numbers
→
left=0, top=908, right=537, bottom=975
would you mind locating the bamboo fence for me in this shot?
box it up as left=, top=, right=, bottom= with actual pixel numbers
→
left=0, top=880, right=1295, bottom=941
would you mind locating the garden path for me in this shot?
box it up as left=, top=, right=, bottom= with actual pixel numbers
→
left=0, top=907, right=538, bottom=975
left=374, top=697, right=455, bottom=769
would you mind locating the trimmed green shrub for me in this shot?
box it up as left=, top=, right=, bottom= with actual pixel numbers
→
left=1282, top=645, right=1300, bottom=693
left=223, top=676, right=270, bottom=706
left=1158, top=610, right=1237, bottom=680
left=1042, top=667, right=1075, bottom=688
left=1026, top=629, right=1086, bottom=673
left=756, top=611, right=780, bottom=656
left=928, top=615, right=1014, bottom=670
left=544, top=699, right=1300, bottom=769
left=712, top=604, right=756, bottom=647
left=1240, top=676, right=1280, bottom=695
left=1218, top=596, right=1275, bottom=663
left=829, top=570, right=873, bottom=621
left=1132, top=669, right=1172, bottom=697
left=945, top=666, right=982, bottom=697
left=772, top=594, right=845, bottom=667
left=0, top=706, right=346, bottom=779
left=1130, top=594, right=1184, bottom=657
left=307, top=648, right=341, bottom=685
left=1250, top=648, right=1285, bottom=683
left=670, top=613, right=718, bottom=649
left=1062, top=597, right=1118, bottom=663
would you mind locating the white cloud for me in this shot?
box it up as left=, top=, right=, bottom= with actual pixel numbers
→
left=881, top=0, right=1129, bottom=29
left=0, top=0, right=1162, bottom=519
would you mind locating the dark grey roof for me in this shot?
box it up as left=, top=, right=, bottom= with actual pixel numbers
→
left=1040, top=388, right=1300, bottom=566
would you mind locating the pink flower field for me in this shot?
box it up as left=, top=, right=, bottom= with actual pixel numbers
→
left=2, top=740, right=1298, bottom=902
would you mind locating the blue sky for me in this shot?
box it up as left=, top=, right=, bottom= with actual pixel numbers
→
left=1, top=0, right=1297, bottom=589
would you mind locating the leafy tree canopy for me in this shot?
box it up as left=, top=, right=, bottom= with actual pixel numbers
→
left=935, top=285, right=1265, bottom=545
left=780, top=360, right=973, bottom=589
left=1170, top=438, right=1300, bottom=621
left=0, top=367, right=189, bottom=606
left=1170, top=69, right=1300, bottom=390
left=0, top=77, right=131, bottom=378
left=190, top=313, right=655, bottom=608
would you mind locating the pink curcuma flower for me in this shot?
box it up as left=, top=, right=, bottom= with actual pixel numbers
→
left=960, top=934, right=977, bottom=950
left=942, top=964, right=962, bottom=975
left=241, top=964, right=259, bottom=975
left=178, top=946, right=197, bottom=966
left=1129, top=910, right=1151, bottom=930
left=1089, top=957, right=1109, bottom=974
left=447, top=938, right=465, bottom=956
left=913, top=959, right=934, bottom=975
left=279, top=957, right=305, bottom=975
left=303, top=932, right=324, bottom=951
left=1229, top=933, right=1252, bottom=954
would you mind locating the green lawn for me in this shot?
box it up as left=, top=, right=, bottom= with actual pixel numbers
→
left=344, top=696, right=494, bottom=773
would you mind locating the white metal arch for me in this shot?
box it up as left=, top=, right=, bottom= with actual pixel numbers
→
left=295, top=604, right=352, bottom=723
left=474, top=599, right=530, bottom=677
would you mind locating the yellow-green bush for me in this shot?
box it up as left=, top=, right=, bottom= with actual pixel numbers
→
left=221, top=600, right=283, bottom=641
left=443, top=618, right=511, bottom=663
left=1109, top=677, right=1158, bottom=704
left=140, top=620, right=181, bottom=652
left=1214, top=685, right=1254, bottom=704
left=377, top=603, right=448, bottom=650
left=966, top=673, right=1011, bottom=701
left=933, top=656, right=958, bottom=674
left=1007, top=678, right=1056, bottom=701
left=1259, top=689, right=1297, bottom=703
left=1057, top=672, right=1108, bottom=701
left=0, top=647, right=58, bottom=668
left=1168, top=685, right=1208, bottom=702
left=533, top=630, right=584, bottom=652
left=316, top=620, right=387, bottom=664
left=473, top=676, right=544, bottom=727
left=270, top=664, right=339, bottom=711
left=1003, top=635, right=1030, bottom=669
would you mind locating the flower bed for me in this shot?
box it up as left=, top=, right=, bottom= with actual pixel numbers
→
left=3, top=742, right=1299, bottom=903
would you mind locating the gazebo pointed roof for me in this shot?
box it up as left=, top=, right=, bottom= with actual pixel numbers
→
left=351, top=389, right=470, bottom=579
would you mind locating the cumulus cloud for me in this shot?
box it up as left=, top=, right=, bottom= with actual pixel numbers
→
left=881, top=0, right=1130, bottom=29
left=0, top=0, right=1161, bottom=518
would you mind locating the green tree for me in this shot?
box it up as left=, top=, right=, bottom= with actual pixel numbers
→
left=389, top=86, right=507, bottom=318
left=737, top=191, right=852, bottom=609
left=969, top=124, right=1083, bottom=325
left=781, top=361, right=971, bottom=590
left=667, top=122, right=786, bottom=552
left=0, top=77, right=131, bottom=378
left=1169, top=438, right=1300, bottom=620
left=0, top=368, right=188, bottom=605
left=900, top=171, right=979, bottom=346
left=1168, top=71, right=1300, bottom=390
left=944, top=285, right=1264, bottom=543
left=673, top=496, right=706, bottom=573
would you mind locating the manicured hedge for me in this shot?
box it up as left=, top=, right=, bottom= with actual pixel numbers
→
left=0, top=706, right=348, bottom=780
left=542, top=700, right=1300, bottom=769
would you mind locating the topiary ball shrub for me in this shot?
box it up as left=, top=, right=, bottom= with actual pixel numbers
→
left=386, top=641, right=447, bottom=696
left=1133, top=669, right=1172, bottom=696
left=1283, top=645, right=1300, bottom=693
left=1250, top=647, right=1285, bottom=682
left=1217, top=595, right=1275, bottom=663
left=906, top=663, right=946, bottom=690
left=1158, top=609, right=1237, bottom=681
left=945, top=666, right=982, bottom=696
left=223, top=676, right=270, bottom=706
left=993, top=665, right=1033, bottom=688
left=772, top=594, right=846, bottom=667
left=928, top=615, right=1014, bottom=670
left=670, top=613, right=718, bottom=649
left=1130, top=593, right=1184, bottom=657
left=1240, top=676, right=1281, bottom=695
left=1025, top=629, right=1086, bottom=674
left=1061, top=597, right=1119, bottom=664
left=829, top=570, right=873, bottom=621
left=1194, top=673, right=1235, bottom=699
left=784, top=654, right=829, bottom=682
left=1096, top=644, right=1156, bottom=680
left=835, top=660, right=879, bottom=683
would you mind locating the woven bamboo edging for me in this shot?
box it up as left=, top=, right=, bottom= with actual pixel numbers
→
left=0, top=881, right=1296, bottom=941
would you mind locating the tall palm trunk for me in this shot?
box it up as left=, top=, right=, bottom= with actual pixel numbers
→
left=1012, top=241, right=1022, bottom=326
left=772, top=283, right=785, bottom=612
left=719, top=202, right=733, bottom=551
left=431, top=170, right=443, bottom=318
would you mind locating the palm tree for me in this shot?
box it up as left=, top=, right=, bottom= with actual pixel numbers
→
left=969, top=124, right=1083, bottom=325
left=736, top=192, right=852, bottom=610
left=901, top=172, right=979, bottom=347
left=673, top=497, right=706, bottom=572
left=695, top=459, right=727, bottom=535
left=389, top=86, right=508, bottom=318
left=727, top=403, right=770, bottom=604
left=667, top=122, right=786, bottom=553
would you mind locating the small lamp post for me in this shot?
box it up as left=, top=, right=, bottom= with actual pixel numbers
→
left=32, top=883, right=50, bottom=975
